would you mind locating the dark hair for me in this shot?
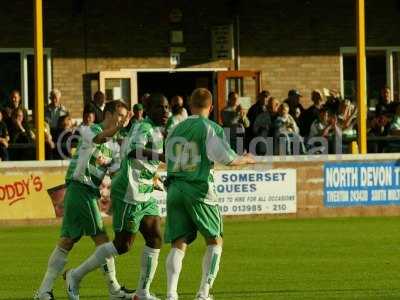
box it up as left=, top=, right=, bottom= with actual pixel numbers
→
left=11, top=107, right=25, bottom=120
left=57, top=114, right=72, bottom=129
left=83, top=105, right=96, bottom=116
left=93, top=91, right=104, bottom=100
left=146, top=93, right=167, bottom=111
left=260, top=90, right=271, bottom=97
left=228, top=91, right=238, bottom=100
left=103, top=100, right=129, bottom=115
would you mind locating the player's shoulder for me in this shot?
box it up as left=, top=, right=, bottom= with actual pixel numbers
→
left=202, top=118, right=224, bottom=135
left=89, top=123, right=103, bottom=134
left=136, top=118, right=154, bottom=132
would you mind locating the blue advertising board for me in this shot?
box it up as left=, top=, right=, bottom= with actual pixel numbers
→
left=324, top=161, right=400, bottom=207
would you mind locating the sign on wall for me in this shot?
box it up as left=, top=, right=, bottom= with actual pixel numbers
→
left=0, top=171, right=65, bottom=220
left=0, top=167, right=296, bottom=220
left=155, top=169, right=297, bottom=216
left=211, top=25, right=234, bottom=60
left=324, top=162, right=400, bottom=207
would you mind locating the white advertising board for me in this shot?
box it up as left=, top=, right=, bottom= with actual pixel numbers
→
left=154, top=169, right=297, bottom=217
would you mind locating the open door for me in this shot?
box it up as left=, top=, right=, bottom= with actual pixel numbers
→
left=216, top=70, right=261, bottom=123
left=99, top=70, right=138, bottom=108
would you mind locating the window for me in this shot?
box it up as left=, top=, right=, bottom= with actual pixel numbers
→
left=99, top=71, right=137, bottom=108
left=0, top=53, right=21, bottom=108
left=341, top=47, right=400, bottom=108
left=0, top=49, right=52, bottom=113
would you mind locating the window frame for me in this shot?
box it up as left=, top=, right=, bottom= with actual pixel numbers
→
left=340, top=46, right=400, bottom=107
left=0, top=48, right=52, bottom=112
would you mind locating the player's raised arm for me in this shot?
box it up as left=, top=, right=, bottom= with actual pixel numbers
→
left=205, top=123, right=256, bottom=166
left=93, top=100, right=128, bottom=144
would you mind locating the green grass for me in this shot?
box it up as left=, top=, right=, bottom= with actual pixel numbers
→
left=1, top=217, right=400, bottom=299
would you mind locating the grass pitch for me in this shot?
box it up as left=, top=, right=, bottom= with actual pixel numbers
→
left=1, top=217, right=400, bottom=300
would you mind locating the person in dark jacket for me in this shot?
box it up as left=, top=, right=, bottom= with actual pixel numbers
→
left=299, top=90, right=324, bottom=137
left=84, top=91, right=105, bottom=123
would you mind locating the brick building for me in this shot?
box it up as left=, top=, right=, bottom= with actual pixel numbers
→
left=0, top=0, right=399, bottom=119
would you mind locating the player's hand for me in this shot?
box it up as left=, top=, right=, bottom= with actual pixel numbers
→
left=96, top=155, right=108, bottom=166
left=153, top=175, right=164, bottom=191
left=242, top=152, right=256, bottom=164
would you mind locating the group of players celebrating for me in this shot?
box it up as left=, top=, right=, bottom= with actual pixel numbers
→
left=34, top=88, right=255, bottom=300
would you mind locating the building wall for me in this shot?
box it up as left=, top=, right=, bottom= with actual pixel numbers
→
left=1, top=0, right=400, bottom=117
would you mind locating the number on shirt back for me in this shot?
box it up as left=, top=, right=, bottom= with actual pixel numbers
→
left=172, top=142, right=200, bottom=172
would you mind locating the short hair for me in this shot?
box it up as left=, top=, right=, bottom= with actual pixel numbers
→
left=104, top=100, right=128, bottom=115
left=260, top=90, right=271, bottom=97
left=280, top=103, right=289, bottom=110
left=146, top=93, right=167, bottom=111
left=311, top=90, right=323, bottom=102
left=190, top=88, right=212, bottom=109
left=93, top=91, right=105, bottom=101
left=228, top=91, right=238, bottom=100
left=49, top=88, right=61, bottom=99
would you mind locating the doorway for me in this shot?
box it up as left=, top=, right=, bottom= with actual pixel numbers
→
left=137, top=71, right=214, bottom=107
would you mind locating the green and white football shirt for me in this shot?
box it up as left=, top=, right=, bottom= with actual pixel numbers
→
left=112, top=117, right=164, bottom=204
left=65, top=124, right=120, bottom=190
left=166, top=115, right=238, bottom=204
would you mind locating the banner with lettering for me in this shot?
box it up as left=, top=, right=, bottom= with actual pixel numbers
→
left=0, top=167, right=297, bottom=220
left=153, top=169, right=297, bottom=216
left=0, top=169, right=65, bottom=220
left=324, top=162, right=400, bottom=207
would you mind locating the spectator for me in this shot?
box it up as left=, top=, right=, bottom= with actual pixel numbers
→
left=284, top=89, right=305, bottom=124
left=369, top=107, right=390, bottom=137
left=132, top=103, right=144, bottom=124
left=385, top=104, right=400, bottom=152
left=325, top=89, right=341, bottom=114
left=247, top=90, right=270, bottom=128
left=309, top=107, right=341, bottom=138
left=140, top=93, right=151, bottom=117
left=45, top=89, right=69, bottom=133
left=121, top=103, right=143, bottom=137
left=9, top=108, right=35, bottom=160
left=44, top=122, right=56, bottom=160
left=274, top=103, right=300, bottom=136
left=2, top=90, right=28, bottom=129
left=337, top=99, right=357, bottom=137
left=84, top=91, right=105, bottom=123
left=267, top=96, right=280, bottom=118
left=274, top=103, right=306, bottom=154
left=308, top=108, right=341, bottom=154
left=53, top=115, right=75, bottom=159
left=0, top=110, right=10, bottom=161
left=75, top=107, right=95, bottom=137
left=389, top=104, right=400, bottom=136
left=9, top=107, right=35, bottom=144
left=376, top=86, right=397, bottom=116
left=246, top=91, right=270, bottom=148
left=368, top=106, right=390, bottom=153
left=166, top=98, right=188, bottom=133
left=170, top=95, right=188, bottom=119
left=221, top=91, right=250, bottom=153
left=300, top=89, right=324, bottom=137
left=251, top=96, right=279, bottom=155
left=82, top=108, right=96, bottom=127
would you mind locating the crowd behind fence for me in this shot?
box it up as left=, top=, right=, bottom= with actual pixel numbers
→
left=0, top=86, right=400, bottom=161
